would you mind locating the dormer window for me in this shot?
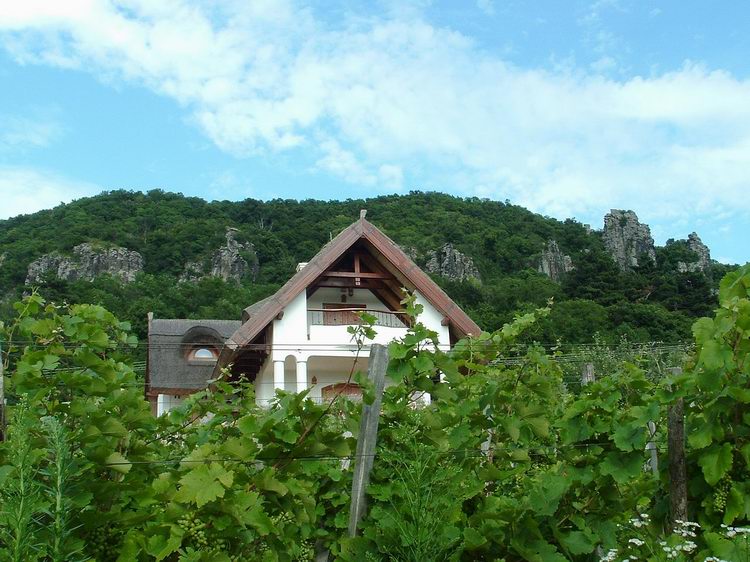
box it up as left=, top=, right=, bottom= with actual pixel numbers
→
left=189, top=347, right=218, bottom=361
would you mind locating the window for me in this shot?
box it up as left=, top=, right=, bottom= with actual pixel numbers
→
left=189, top=347, right=218, bottom=361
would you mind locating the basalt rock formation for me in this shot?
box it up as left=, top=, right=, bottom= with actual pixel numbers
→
left=602, top=210, right=656, bottom=271
left=425, top=243, right=480, bottom=282
left=677, top=232, right=712, bottom=275
left=537, top=240, right=574, bottom=282
left=26, top=243, right=143, bottom=284
left=180, top=227, right=258, bottom=283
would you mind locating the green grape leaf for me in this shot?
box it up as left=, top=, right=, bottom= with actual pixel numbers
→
left=146, top=527, right=184, bottom=561
left=464, top=527, right=488, bottom=549
left=704, top=532, right=745, bottom=561
left=511, top=539, right=568, bottom=562
left=687, top=418, right=714, bottom=449
left=599, top=451, right=644, bottom=485
left=612, top=423, right=646, bottom=451
left=105, top=451, right=131, bottom=474
left=246, top=505, right=274, bottom=535
left=174, top=463, right=234, bottom=507
left=558, top=530, right=596, bottom=556
left=504, top=416, right=522, bottom=442
left=529, top=474, right=569, bottom=517
left=740, top=443, right=750, bottom=469
left=525, top=416, right=550, bottom=439
left=692, top=317, right=715, bottom=344
left=724, top=485, right=745, bottom=525
left=698, top=443, right=733, bottom=486
left=699, top=339, right=731, bottom=371
left=259, top=472, right=289, bottom=496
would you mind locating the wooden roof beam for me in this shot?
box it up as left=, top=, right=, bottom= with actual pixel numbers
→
left=323, top=271, right=394, bottom=279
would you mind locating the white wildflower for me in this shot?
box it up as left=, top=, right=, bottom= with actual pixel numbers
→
left=680, top=540, right=697, bottom=552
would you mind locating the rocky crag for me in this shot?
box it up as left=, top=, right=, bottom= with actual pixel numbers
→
left=26, top=244, right=143, bottom=284
left=537, top=240, right=574, bottom=282
left=425, top=243, right=480, bottom=282
left=602, top=210, right=657, bottom=271
left=677, top=232, right=712, bottom=275
left=180, top=227, right=258, bottom=283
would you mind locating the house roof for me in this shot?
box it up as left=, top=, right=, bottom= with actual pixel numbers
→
left=148, top=318, right=242, bottom=392
left=216, top=216, right=481, bottom=368
left=150, top=318, right=242, bottom=338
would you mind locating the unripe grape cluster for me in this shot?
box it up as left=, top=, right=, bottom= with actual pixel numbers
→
left=177, top=512, right=209, bottom=549
left=88, top=524, right=120, bottom=561
left=713, top=475, right=732, bottom=512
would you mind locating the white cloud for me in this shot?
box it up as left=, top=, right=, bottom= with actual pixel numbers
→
left=0, top=167, right=98, bottom=219
left=0, top=115, right=62, bottom=150
left=1, top=1, right=750, bottom=228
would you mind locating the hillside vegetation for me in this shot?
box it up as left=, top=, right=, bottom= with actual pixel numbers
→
left=0, top=190, right=733, bottom=342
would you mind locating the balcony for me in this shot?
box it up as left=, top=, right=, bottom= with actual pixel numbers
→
left=307, top=308, right=408, bottom=329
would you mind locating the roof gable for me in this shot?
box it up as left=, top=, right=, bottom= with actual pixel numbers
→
left=218, top=217, right=481, bottom=365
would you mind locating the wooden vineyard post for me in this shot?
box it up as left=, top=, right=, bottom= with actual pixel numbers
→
left=646, top=421, right=659, bottom=476
left=348, top=343, right=388, bottom=538
left=0, top=341, right=4, bottom=440
left=668, top=367, right=687, bottom=527
left=582, top=363, right=595, bottom=385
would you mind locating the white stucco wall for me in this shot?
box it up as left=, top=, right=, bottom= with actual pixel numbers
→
left=270, top=291, right=308, bottom=362
left=156, top=394, right=183, bottom=416
left=254, top=286, right=451, bottom=406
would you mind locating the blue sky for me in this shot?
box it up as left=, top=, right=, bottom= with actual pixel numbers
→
left=1, top=1, right=749, bottom=263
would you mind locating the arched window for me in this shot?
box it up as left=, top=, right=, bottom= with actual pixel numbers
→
left=189, top=347, right=218, bottom=361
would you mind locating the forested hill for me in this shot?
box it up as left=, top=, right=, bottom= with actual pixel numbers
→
left=0, top=190, right=734, bottom=343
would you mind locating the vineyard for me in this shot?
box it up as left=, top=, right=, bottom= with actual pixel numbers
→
left=1, top=265, right=750, bottom=561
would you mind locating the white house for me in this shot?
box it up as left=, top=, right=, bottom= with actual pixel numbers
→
left=146, top=212, right=480, bottom=415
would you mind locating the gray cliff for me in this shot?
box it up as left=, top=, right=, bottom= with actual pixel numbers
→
left=602, top=210, right=656, bottom=270
left=537, top=240, right=574, bottom=282
left=677, top=232, right=712, bottom=275
left=26, top=244, right=143, bottom=284
left=425, top=243, right=480, bottom=282
left=181, top=227, right=258, bottom=283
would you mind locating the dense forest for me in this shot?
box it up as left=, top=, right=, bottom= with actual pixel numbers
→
left=0, top=190, right=735, bottom=343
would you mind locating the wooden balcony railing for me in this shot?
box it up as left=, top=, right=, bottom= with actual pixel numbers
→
left=307, top=308, right=407, bottom=328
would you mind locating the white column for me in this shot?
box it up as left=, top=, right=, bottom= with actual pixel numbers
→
left=296, top=361, right=308, bottom=393
left=273, top=360, right=285, bottom=392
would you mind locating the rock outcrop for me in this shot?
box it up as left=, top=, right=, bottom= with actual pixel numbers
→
left=425, top=243, right=480, bottom=282
left=602, top=210, right=656, bottom=270
left=399, top=245, right=420, bottom=262
left=26, top=244, right=143, bottom=284
left=677, top=232, right=712, bottom=275
left=181, top=227, right=258, bottom=283
left=537, top=240, right=573, bottom=282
